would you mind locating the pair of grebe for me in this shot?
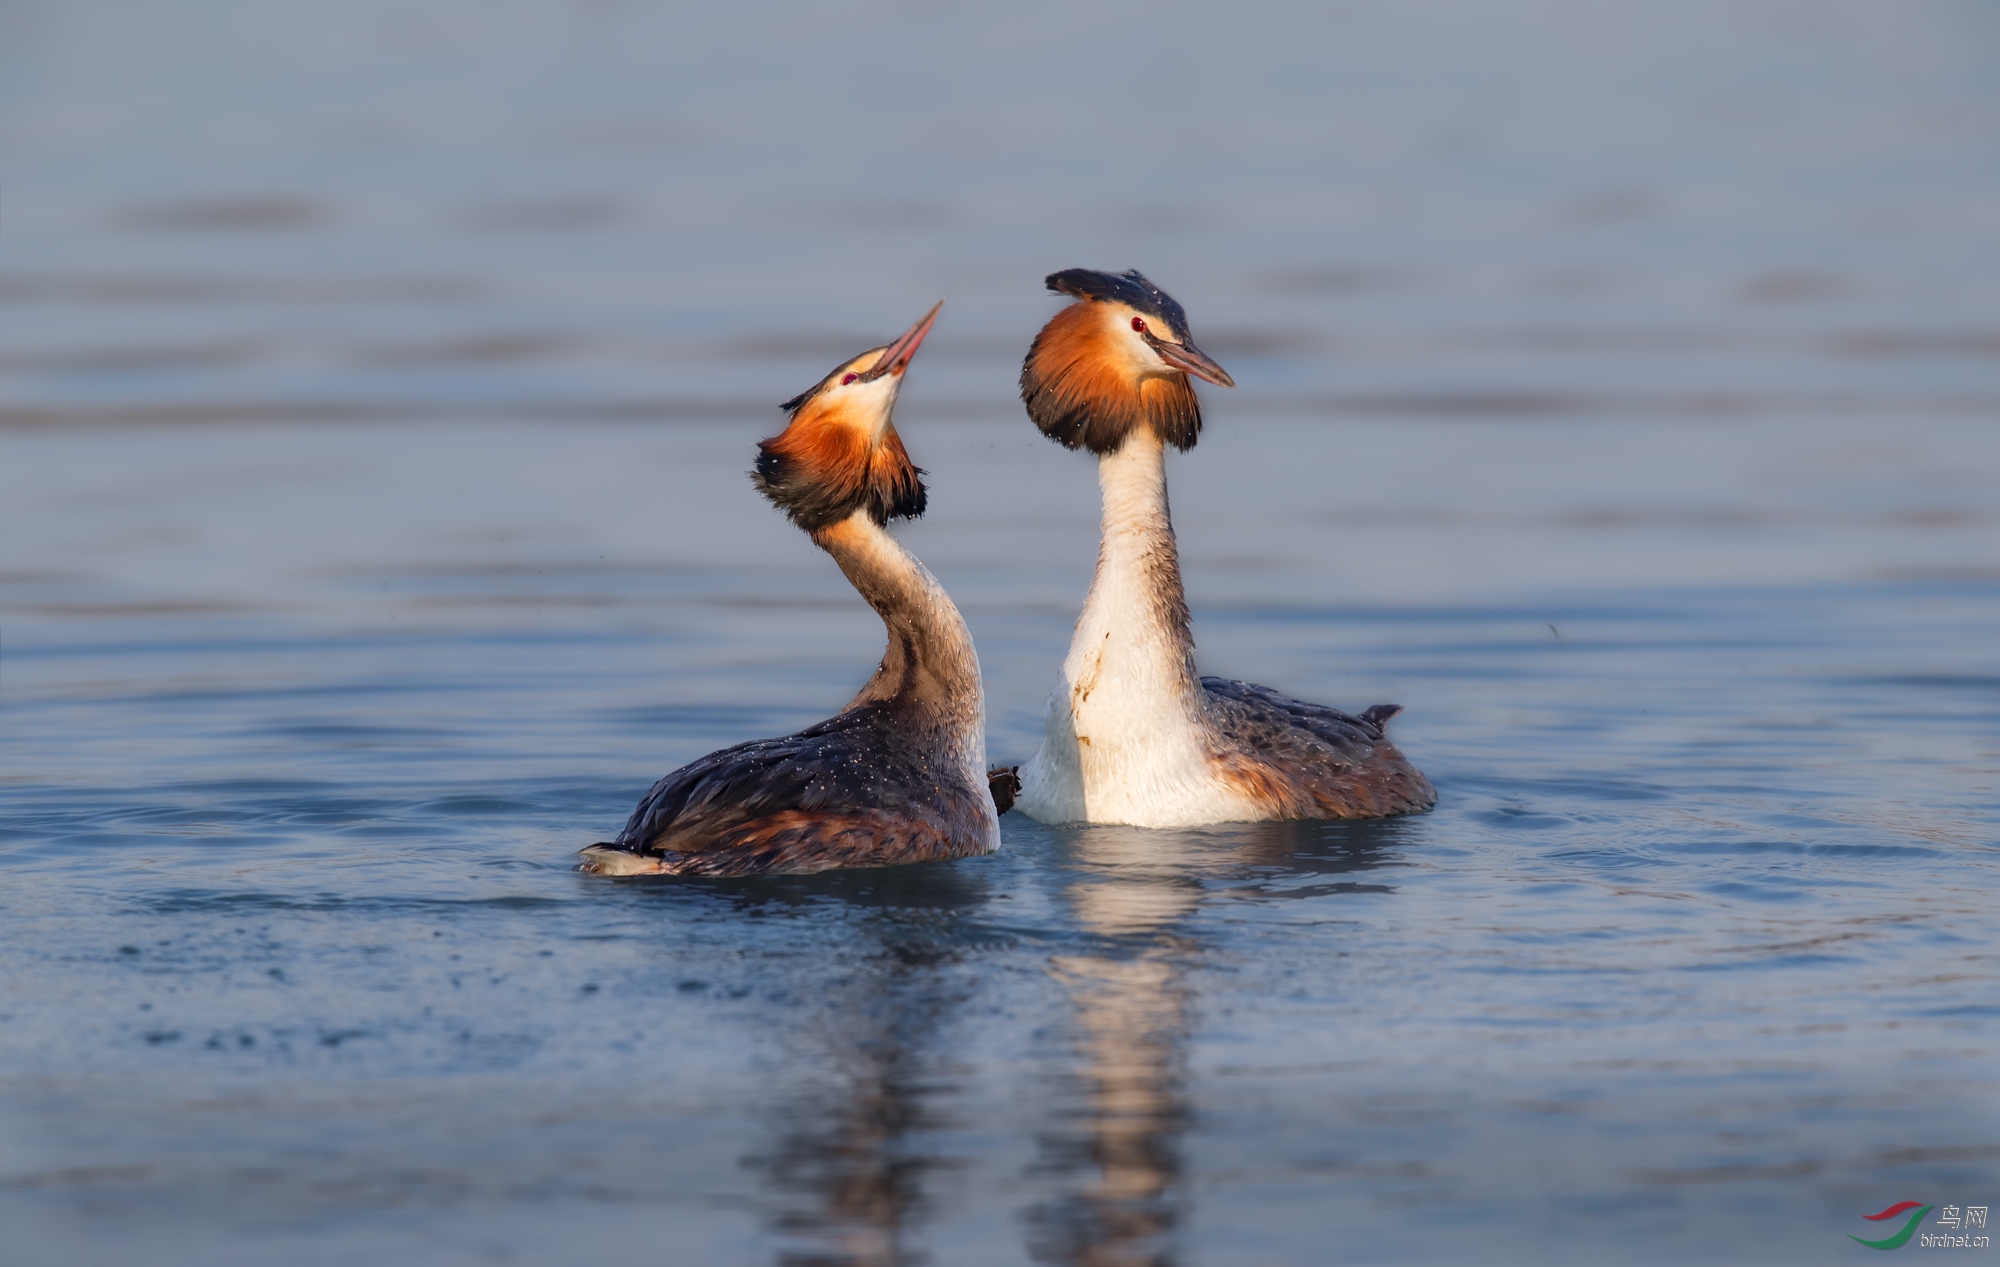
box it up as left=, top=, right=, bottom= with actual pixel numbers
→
left=578, top=271, right=1434, bottom=877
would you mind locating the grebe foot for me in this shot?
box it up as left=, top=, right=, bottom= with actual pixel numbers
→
left=987, top=766, right=1021, bottom=814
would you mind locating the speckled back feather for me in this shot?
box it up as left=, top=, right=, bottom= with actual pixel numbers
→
left=583, top=704, right=994, bottom=877
left=1200, top=678, right=1437, bottom=819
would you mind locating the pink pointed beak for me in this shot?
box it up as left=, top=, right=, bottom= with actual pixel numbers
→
left=1151, top=337, right=1235, bottom=388
left=859, top=300, right=944, bottom=382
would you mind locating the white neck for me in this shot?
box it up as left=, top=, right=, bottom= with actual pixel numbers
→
left=1018, top=429, right=1240, bottom=825
left=1070, top=429, right=1201, bottom=705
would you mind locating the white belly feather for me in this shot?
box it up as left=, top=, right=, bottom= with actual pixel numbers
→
left=1015, top=432, right=1264, bottom=827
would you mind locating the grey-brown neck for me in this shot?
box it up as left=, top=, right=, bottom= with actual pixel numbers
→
left=813, top=511, right=984, bottom=729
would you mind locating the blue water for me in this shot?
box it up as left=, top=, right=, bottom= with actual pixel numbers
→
left=5, top=2, right=2000, bottom=1264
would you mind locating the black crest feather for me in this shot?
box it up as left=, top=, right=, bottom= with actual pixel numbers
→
left=1045, top=268, right=1195, bottom=342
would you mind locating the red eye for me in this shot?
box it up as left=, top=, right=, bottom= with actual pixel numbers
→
left=841, top=373, right=858, bottom=385
left=1131, top=317, right=1148, bottom=333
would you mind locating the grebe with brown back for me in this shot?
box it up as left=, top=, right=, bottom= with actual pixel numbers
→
left=581, top=302, right=1001, bottom=875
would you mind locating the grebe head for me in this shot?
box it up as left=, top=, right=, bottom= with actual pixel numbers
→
left=1020, top=268, right=1234, bottom=455
left=753, top=300, right=942, bottom=532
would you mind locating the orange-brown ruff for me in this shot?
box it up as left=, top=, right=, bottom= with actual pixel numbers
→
left=1020, top=302, right=1202, bottom=454
left=580, top=303, right=1000, bottom=876
left=1005, top=269, right=1436, bottom=827
left=754, top=393, right=924, bottom=531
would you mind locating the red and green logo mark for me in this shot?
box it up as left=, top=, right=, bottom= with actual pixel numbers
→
left=1849, top=1201, right=1932, bottom=1251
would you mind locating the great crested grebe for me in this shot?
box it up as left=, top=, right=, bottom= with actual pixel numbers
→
left=1003, top=269, right=1436, bottom=827
left=579, top=302, right=1001, bottom=876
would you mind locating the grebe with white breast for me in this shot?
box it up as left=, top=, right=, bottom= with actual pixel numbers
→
left=1002, top=270, right=1436, bottom=827
left=580, top=302, right=1001, bottom=875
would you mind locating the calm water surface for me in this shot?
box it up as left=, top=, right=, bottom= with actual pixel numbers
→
left=4, top=3, right=2000, bottom=1264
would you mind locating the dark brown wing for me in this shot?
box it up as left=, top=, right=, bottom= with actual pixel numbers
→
left=584, top=705, right=992, bottom=877
left=640, top=808, right=973, bottom=878
left=1200, top=677, right=1437, bottom=819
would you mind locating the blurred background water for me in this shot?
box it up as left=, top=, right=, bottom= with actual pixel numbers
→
left=3, top=1, right=1999, bottom=1263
